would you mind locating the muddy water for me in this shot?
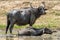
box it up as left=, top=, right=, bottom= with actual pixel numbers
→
left=0, top=30, right=60, bottom=40
left=0, top=36, right=60, bottom=40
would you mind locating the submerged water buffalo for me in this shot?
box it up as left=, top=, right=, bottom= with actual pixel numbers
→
left=6, top=3, right=47, bottom=34
left=17, top=27, right=53, bottom=36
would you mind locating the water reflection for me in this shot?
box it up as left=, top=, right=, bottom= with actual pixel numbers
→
left=22, top=36, right=53, bottom=40
left=5, top=36, right=60, bottom=40
left=6, top=36, right=14, bottom=40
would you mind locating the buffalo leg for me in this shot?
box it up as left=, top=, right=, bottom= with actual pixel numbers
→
left=29, top=14, right=36, bottom=28
left=6, top=17, right=10, bottom=34
left=9, top=20, right=15, bottom=34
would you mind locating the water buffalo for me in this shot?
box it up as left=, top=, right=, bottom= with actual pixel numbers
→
left=6, top=3, right=47, bottom=34
left=17, top=27, right=53, bottom=36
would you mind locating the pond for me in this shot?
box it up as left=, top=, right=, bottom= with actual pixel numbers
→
left=0, top=36, right=60, bottom=40
left=0, top=30, right=60, bottom=40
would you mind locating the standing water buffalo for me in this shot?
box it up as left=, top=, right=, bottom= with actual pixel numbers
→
left=6, top=3, right=47, bottom=34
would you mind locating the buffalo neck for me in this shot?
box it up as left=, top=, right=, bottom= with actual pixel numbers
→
left=35, top=8, right=41, bottom=19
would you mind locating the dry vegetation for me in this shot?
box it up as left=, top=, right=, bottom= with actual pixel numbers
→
left=0, top=0, right=60, bottom=29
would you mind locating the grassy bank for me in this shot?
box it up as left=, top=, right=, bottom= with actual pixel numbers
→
left=0, top=22, right=59, bottom=30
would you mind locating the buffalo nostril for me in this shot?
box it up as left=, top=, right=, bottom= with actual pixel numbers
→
left=45, top=12, right=46, bottom=14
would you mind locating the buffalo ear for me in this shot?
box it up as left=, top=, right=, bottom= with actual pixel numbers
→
left=44, top=8, right=48, bottom=10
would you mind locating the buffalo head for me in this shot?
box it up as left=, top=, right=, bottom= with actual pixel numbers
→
left=38, top=6, right=47, bottom=15
left=44, top=28, right=53, bottom=34
left=37, top=2, right=48, bottom=15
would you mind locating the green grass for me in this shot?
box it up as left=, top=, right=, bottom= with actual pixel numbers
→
left=0, top=23, right=59, bottom=30
left=0, top=24, right=6, bottom=29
